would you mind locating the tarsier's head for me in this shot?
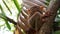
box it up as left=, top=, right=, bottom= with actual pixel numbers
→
left=28, top=6, right=46, bottom=16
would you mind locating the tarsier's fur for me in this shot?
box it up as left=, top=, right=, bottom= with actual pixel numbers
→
left=14, top=0, right=51, bottom=34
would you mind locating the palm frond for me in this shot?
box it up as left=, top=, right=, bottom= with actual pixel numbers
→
left=12, top=0, right=22, bottom=18
left=2, top=0, right=12, bottom=14
left=12, top=0, right=22, bottom=13
left=0, top=13, right=11, bottom=30
left=0, top=5, right=11, bottom=30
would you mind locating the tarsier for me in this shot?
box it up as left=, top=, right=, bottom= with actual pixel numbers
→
left=16, top=6, right=51, bottom=34
left=15, top=4, right=51, bottom=34
left=26, top=6, right=51, bottom=34
left=14, top=0, right=51, bottom=34
left=26, top=6, right=46, bottom=34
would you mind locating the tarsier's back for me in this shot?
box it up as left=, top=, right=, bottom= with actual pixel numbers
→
left=14, top=0, right=47, bottom=34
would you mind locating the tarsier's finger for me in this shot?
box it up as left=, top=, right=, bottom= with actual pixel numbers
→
left=22, top=7, right=32, bottom=16
left=20, top=13, right=30, bottom=27
left=18, top=18, right=29, bottom=31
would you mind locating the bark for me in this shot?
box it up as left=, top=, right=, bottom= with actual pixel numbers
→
left=39, top=0, right=60, bottom=34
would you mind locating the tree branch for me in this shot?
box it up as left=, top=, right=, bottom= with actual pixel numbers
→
left=6, top=16, right=17, bottom=25
left=47, top=0, right=60, bottom=31
left=39, top=0, right=60, bottom=34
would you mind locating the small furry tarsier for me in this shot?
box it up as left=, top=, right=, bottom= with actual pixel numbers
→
left=14, top=0, right=51, bottom=34
left=14, top=5, right=51, bottom=34
left=26, top=6, right=51, bottom=34
left=16, top=6, right=51, bottom=34
left=26, top=6, right=47, bottom=34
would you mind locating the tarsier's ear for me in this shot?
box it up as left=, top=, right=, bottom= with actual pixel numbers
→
left=28, top=6, right=47, bottom=16
left=17, top=5, right=46, bottom=31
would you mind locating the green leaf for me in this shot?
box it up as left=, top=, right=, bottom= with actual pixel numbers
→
left=2, top=0, right=12, bottom=14
left=0, top=18, right=11, bottom=30
left=54, top=30, right=60, bottom=34
left=0, top=6, right=1, bottom=9
left=0, top=14, right=11, bottom=30
left=12, top=0, right=22, bottom=13
left=58, top=8, right=60, bottom=14
left=0, top=5, right=11, bottom=30
left=0, top=5, right=5, bottom=15
left=12, top=0, right=22, bottom=19
left=46, top=0, right=50, bottom=2
left=44, top=0, right=50, bottom=5
left=5, top=20, right=11, bottom=30
left=0, top=13, right=6, bottom=19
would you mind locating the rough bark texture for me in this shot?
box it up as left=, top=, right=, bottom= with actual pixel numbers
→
left=39, top=0, right=60, bottom=34
left=14, top=0, right=60, bottom=34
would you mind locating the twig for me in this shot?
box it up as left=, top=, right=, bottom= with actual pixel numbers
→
left=6, top=16, right=17, bottom=25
